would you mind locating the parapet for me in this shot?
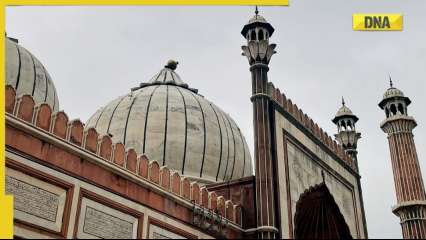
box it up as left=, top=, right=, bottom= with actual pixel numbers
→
left=5, top=84, right=243, bottom=228
left=267, top=82, right=358, bottom=173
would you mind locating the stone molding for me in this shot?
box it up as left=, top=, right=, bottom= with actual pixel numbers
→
left=380, top=115, right=417, bottom=135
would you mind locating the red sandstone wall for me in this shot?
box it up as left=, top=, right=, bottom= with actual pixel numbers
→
left=207, top=176, right=256, bottom=229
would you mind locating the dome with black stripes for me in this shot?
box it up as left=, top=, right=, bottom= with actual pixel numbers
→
left=85, top=60, right=252, bottom=183
left=5, top=36, right=59, bottom=111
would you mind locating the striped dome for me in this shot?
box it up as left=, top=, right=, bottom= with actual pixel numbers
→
left=86, top=64, right=252, bottom=183
left=5, top=37, right=59, bottom=111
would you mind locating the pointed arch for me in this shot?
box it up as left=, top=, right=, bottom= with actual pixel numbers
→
left=341, top=120, right=347, bottom=130
left=294, top=183, right=352, bottom=239
left=398, top=103, right=405, bottom=115
left=346, top=120, right=352, bottom=130
left=250, top=30, right=256, bottom=41
left=258, top=29, right=264, bottom=40
left=390, top=104, right=397, bottom=116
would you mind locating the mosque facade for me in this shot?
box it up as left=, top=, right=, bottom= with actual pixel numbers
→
left=3, top=9, right=424, bottom=239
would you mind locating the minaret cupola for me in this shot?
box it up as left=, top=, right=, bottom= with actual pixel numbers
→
left=241, top=7, right=276, bottom=66
left=379, top=77, right=411, bottom=119
left=332, top=98, right=361, bottom=165
left=241, top=6, right=275, bottom=43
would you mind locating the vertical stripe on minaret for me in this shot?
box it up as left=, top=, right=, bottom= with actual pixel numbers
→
left=380, top=83, right=426, bottom=239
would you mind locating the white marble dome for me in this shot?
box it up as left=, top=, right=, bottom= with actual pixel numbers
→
left=5, top=37, right=59, bottom=111
left=86, top=62, right=252, bottom=183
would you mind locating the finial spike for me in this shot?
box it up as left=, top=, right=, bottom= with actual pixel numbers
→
left=255, top=6, right=259, bottom=16
left=389, top=75, right=393, bottom=88
left=342, top=96, right=345, bottom=106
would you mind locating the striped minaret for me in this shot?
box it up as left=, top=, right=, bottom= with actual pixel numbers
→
left=241, top=8, right=279, bottom=239
left=379, top=78, right=426, bottom=239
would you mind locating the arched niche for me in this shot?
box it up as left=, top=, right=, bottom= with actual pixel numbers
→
left=250, top=30, right=256, bottom=41
left=294, top=183, right=352, bottom=239
left=258, top=29, right=264, bottom=40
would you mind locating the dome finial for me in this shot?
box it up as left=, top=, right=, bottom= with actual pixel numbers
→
left=165, top=59, right=178, bottom=70
left=255, top=5, right=259, bottom=16
left=342, top=96, right=346, bottom=106
left=389, top=74, right=393, bottom=88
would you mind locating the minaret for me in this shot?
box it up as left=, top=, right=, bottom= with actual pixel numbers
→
left=241, top=8, right=278, bottom=239
left=332, top=98, right=369, bottom=237
left=332, top=97, right=361, bottom=168
left=379, top=78, right=426, bottom=239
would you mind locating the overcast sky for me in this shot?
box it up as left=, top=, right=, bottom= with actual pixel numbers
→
left=6, top=1, right=426, bottom=238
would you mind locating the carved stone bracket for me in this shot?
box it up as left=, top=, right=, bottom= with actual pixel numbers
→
left=192, top=201, right=228, bottom=238
left=242, top=40, right=276, bottom=65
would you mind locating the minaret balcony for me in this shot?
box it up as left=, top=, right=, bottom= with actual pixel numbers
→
left=380, top=115, right=417, bottom=134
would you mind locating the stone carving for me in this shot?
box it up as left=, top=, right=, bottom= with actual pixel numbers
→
left=241, top=40, right=276, bottom=65
left=192, top=202, right=228, bottom=238
left=6, top=176, right=59, bottom=222
left=83, top=207, right=134, bottom=239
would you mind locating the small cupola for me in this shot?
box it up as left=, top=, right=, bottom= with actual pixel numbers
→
left=379, top=77, right=411, bottom=119
left=134, top=60, right=199, bottom=93
left=241, top=6, right=275, bottom=42
left=332, top=97, right=361, bottom=163
left=332, top=97, right=359, bottom=133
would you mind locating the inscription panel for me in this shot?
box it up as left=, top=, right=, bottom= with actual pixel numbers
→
left=6, top=176, right=59, bottom=222
left=5, top=167, right=67, bottom=233
left=76, top=197, right=138, bottom=239
left=149, top=224, right=187, bottom=239
left=83, top=207, right=133, bottom=239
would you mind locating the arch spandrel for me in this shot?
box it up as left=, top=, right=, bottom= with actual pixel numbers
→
left=287, top=142, right=358, bottom=236
left=294, top=183, right=352, bottom=239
